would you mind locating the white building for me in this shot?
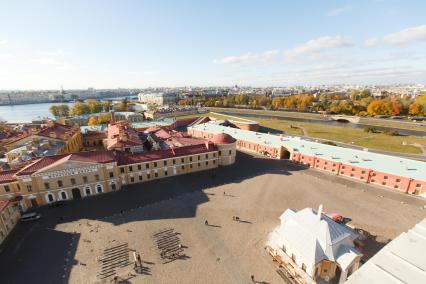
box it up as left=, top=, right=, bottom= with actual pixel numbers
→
left=266, top=205, right=362, bottom=284
left=137, top=92, right=177, bottom=106
left=346, top=218, right=426, bottom=284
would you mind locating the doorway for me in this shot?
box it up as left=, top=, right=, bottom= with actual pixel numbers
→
left=72, top=188, right=82, bottom=199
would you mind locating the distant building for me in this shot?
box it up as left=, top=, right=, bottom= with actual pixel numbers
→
left=106, top=121, right=144, bottom=153
left=137, top=92, right=177, bottom=106
left=266, top=205, right=362, bottom=284
left=0, top=200, right=21, bottom=245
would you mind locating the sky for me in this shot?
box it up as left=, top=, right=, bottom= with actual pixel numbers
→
left=1, top=0, right=426, bottom=89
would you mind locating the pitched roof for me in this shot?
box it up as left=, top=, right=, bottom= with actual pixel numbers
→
left=0, top=200, right=11, bottom=213
left=0, top=169, right=19, bottom=184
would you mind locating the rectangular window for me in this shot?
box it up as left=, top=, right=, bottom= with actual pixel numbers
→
left=181, top=158, right=184, bottom=163
left=146, top=163, right=149, bottom=169
left=219, top=151, right=222, bottom=156
left=198, top=155, right=201, bottom=160
left=129, top=166, right=133, bottom=172
left=205, top=154, right=208, bottom=158
left=173, top=159, right=176, bottom=165
left=198, top=162, right=201, bottom=167
left=95, top=174, right=100, bottom=181
left=190, top=164, right=193, bottom=168
left=27, top=185, right=32, bottom=192
left=351, top=168, right=355, bottom=172
left=163, top=161, right=167, bottom=166
left=213, top=153, right=216, bottom=157
left=181, top=165, right=184, bottom=170
left=4, top=185, right=10, bottom=192
left=396, top=179, right=401, bottom=182
left=342, top=166, right=345, bottom=169
left=58, top=180, right=63, bottom=187
left=154, top=172, right=158, bottom=178
left=109, top=172, right=114, bottom=178
left=165, top=170, right=168, bottom=176
left=415, top=183, right=422, bottom=188
left=384, top=176, right=388, bottom=179
left=120, top=168, right=125, bottom=173
left=205, top=161, right=208, bottom=166
left=83, top=176, right=89, bottom=183
left=138, top=164, right=142, bottom=170
left=291, top=254, right=296, bottom=262
left=229, top=150, right=231, bottom=155
left=189, top=157, right=192, bottom=162
left=139, top=175, right=142, bottom=181
left=147, top=174, right=151, bottom=179
left=302, top=264, right=306, bottom=272
left=154, top=162, right=157, bottom=167
left=71, top=178, right=76, bottom=185
left=130, top=177, right=134, bottom=182
left=213, top=160, right=216, bottom=164
left=17, top=184, right=20, bottom=191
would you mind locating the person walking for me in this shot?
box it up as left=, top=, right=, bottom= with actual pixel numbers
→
left=251, top=275, right=255, bottom=283
left=205, top=220, right=208, bottom=226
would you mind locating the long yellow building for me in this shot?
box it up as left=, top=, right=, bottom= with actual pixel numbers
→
left=0, top=133, right=236, bottom=211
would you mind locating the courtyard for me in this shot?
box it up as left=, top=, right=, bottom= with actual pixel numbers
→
left=0, top=152, right=425, bottom=284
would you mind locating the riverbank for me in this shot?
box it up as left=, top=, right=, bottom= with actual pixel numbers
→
left=179, top=112, right=426, bottom=155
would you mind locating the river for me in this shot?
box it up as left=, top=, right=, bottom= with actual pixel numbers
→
left=215, top=111, right=426, bottom=137
left=0, top=102, right=75, bottom=123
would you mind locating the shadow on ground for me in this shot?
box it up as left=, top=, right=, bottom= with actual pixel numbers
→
left=0, top=152, right=305, bottom=284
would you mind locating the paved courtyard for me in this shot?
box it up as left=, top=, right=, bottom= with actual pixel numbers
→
left=1, top=152, right=425, bottom=284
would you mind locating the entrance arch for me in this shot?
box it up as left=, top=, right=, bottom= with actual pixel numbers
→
left=96, top=184, right=103, bottom=194
left=46, top=193, right=55, bottom=203
left=60, top=191, right=68, bottom=200
left=72, top=188, right=82, bottom=199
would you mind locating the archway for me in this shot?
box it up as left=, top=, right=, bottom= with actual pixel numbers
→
left=46, top=193, right=54, bottom=203
left=84, top=186, right=92, bottom=196
left=60, top=191, right=67, bottom=200
left=72, top=188, right=82, bottom=199
left=96, top=184, right=103, bottom=194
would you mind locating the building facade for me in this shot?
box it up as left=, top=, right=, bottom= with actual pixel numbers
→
left=188, top=122, right=426, bottom=195
left=0, top=200, right=21, bottom=245
left=0, top=135, right=236, bottom=211
left=137, top=92, right=177, bottom=106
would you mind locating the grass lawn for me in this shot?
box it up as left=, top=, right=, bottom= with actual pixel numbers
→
left=178, top=112, right=425, bottom=154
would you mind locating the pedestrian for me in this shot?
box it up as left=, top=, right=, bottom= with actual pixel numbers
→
left=251, top=275, right=255, bottom=283
left=223, top=191, right=225, bottom=196
left=205, top=220, right=208, bottom=226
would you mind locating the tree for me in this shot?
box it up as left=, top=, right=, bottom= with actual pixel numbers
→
left=86, top=99, right=103, bottom=114
left=70, top=102, right=91, bottom=116
left=115, top=98, right=131, bottom=112
left=103, top=101, right=112, bottom=112
left=390, top=101, right=402, bottom=116
left=49, top=105, right=60, bottom=117
left=98, top=113, right=111, bottom=124
left=88, top=116, right=99, bottom=126
left=408, top=103, right=423, bottom=116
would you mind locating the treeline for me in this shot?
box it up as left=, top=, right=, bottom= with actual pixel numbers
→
left=178, top=90, right=426, bottom=116
left=49, top=99, right=132, bottom=117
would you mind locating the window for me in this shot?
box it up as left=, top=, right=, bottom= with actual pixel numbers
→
left=83, top=176, right=88, bottom=183
left=61, top=191, right=67, bottom=200
left=111, top=183, right=116, bottom=190
left=213, top=160, right=216, bottom=164
left=58, top=180, right=63, bottom=187
left=213, top=153, right=216, bottom=157
left=324, top=162, right=328, bottom=165
left=154, top=172, right=158, bottom=178
left=4, top=185, right=10, bottom=192
left=17, top=184, right=20, bottom=191
left=415, top=183, right=422, bottom=188
left=138, top=164, right=141, bottom=170
left=181, top=158, right=184, bottom=163
left=27, top=185, right=32, bottom=192
left=129, top=166, right=133, bottom=172
left=372, top=173, right=376, bottom=176
left=205, top=154, right=208, bottom=158
left=219, top=151, right=222, bottom=156
left=342, top=166, right=346, bottom=169
left=198, top=162, right=201, bottom=167
left=71, top=178, right=76, bottom=185
left=291, top=254, right=296, bottom=262
left=205, top=161, right=208, bottom=166
left=282, top=245, right=286, bottom=252
left=85, top=187, right=91, bottom=195
left=163, top=161, right=167, bottom=166
left=165, top=170, right=168, bottom=176
left=396, top=179, right=401, bottom=182
left=96, top=185, right=102, bottom=193
left=190, top=164, right=193, bottom=168
left=351, top=168, right=355, bottom=172
left=181, top=165, right=184, bottom=170
left=44, top=183, right=50, bottom=190
left=95, top=174, right=100, bottom=181
left=361, top=171, right=366, bottom=174
left=189, top=157, right=192, bottom=162
left=147, top=174, right=150, bottom=179
left=384, top=176, right=388, bottom=180
left=173, top=159, right=176, bottom=165
left=153, top=162, right=157, bottom=167
left=371, top=179, right=375, bottom=183
left=139, top=175, right=142, bottom=181
left=146, top=163, right=149, bottom=169
left=198, top=155, right=201, bottom=160
left=382, top=182, right=386, bottom=185
left=130, top=177, right=134, bottom=182
left=47, top=194, right=54, bottom=202
left=229, top=150, right=231, bottom=155
left=109, top=172, right=114, bottom=178
left=120, top=167, right=125, bottom=173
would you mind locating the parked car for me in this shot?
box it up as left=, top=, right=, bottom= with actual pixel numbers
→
left=20, top=212, right=41, bottom=222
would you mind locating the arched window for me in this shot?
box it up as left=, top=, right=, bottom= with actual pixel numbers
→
left=111, top=182, right=116, bottom=191
left=85, top=186, right=91, bottom=196
left=60, top=191, right=67, bottom=200
left=46, top=193, right=54, bottom=203
left=96, top=184, right=103, bottom=193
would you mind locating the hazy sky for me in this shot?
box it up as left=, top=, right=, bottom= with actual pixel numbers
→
left=1, top=0, right=426, bottom=89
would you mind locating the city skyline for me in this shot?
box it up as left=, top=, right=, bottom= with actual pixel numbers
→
left=1, top=0, right=426, bottom=89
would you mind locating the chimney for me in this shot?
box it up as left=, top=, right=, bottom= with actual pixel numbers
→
left=317, top=204, right=323, bottom=220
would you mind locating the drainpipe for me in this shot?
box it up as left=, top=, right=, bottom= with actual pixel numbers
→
left=406, top=178, right=413, bottom=194
left=366, top=169, right=373, bottom=184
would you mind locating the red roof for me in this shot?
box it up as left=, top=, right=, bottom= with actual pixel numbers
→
left=16, top=155, right=67, bottom=176
left=210, top=133, right=236, bottom=144
left=38, top=122, right=76, bottom=140
left=107, top=122, right=142, bottom=150
left=117, top=143, right=217, bottom=165
left=0, top=169, right=19, bottom=184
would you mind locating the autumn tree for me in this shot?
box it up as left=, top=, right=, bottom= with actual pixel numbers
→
left=70, top=102, right=91, bottom=116
left=86, top=99, right=103, bottom=114
left=408, top=103, right=423, bottom=116
left=88, top=116, right=99, bottom=126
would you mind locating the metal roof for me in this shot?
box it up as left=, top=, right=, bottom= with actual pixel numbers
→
left=345, top=218, right=426, bottom=284
left=189, top=122, right=426, bottom=181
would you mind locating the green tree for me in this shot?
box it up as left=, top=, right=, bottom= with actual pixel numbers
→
left=70, top=102, right=91, bottom=116
left=86, top=99, right=103, bottom=114
left=49, top=105, right=60, bottom=117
